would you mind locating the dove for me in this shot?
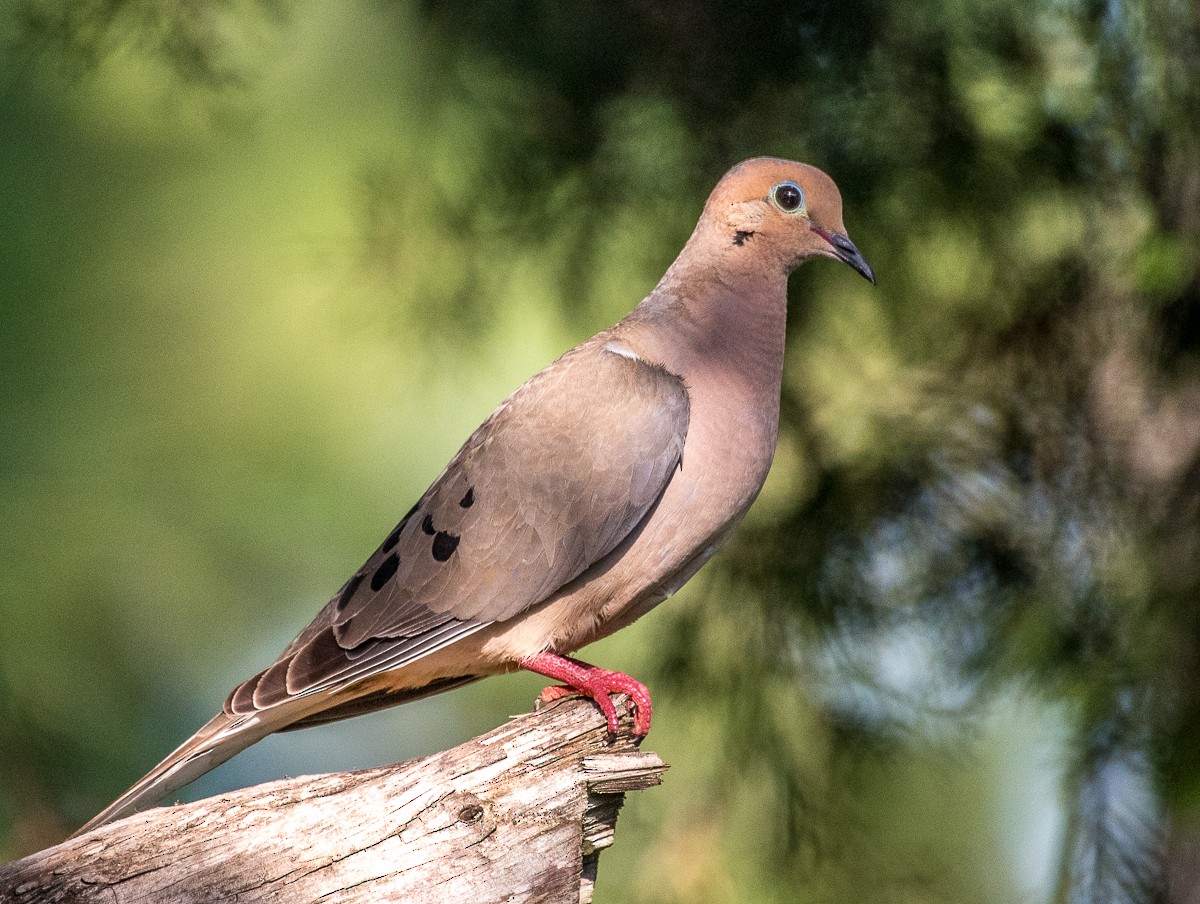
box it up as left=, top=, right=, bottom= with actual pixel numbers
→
left=75, top=156, right=874, bottom=836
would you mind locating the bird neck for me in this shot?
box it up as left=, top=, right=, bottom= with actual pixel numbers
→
left=620, top=235, right=791, bottom=400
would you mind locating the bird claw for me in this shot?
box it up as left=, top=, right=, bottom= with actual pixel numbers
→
left=524, top=653, right=653, bottom=737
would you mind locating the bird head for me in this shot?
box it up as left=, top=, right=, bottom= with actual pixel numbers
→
left=705, top=157, right=875, bottom=284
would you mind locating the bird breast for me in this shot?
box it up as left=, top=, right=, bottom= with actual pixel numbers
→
left=478, top=362, right=781, bottom=661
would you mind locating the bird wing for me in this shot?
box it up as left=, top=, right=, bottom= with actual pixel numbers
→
left=225, top=340, right=690, bottom=715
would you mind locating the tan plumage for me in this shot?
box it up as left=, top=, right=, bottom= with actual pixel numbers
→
left=76, top=157, right=873, bottom=836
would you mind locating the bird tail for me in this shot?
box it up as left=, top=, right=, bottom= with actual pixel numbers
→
left=71, top=711, right=276, bottom=838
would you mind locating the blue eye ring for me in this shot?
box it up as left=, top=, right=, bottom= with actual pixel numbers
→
left=771, top=181, right=806, bottom=214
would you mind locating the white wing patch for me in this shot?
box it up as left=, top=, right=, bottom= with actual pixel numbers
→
left=603, top=340, right=641, bottom=361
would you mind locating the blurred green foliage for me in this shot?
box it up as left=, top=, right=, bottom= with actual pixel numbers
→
left=2, top=1, right=1200, bottom=901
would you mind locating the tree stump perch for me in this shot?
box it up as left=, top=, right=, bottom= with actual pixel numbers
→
left=0, top=697, right=666, bottom=903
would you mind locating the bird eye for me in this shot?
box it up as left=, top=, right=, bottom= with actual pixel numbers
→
left=771, top=181, right=806, bottom=214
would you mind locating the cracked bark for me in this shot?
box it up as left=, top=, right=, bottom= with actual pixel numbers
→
left=0, top=698, right=666, bottom=904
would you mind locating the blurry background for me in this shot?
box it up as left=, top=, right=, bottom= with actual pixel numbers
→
left=2, top=0, right=1199, bottom=901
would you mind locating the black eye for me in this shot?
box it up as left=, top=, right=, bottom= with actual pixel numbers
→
left=772, top=181, right=805, bottom=213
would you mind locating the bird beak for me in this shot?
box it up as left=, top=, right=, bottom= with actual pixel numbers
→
left=812, top=227, right=876, bottom=284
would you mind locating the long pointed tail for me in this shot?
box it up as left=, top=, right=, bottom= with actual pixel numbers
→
left=71, top=711, right=276, bottom=838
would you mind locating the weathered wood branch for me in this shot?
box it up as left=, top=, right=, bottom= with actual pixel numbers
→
left=0, top=698, right=665, bottom=904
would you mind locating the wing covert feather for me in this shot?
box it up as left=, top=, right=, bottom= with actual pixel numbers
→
left=226, top=343, right=689, bottom=716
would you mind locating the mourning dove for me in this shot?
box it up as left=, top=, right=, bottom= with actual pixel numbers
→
left=76, top=157, right=873, bottom=835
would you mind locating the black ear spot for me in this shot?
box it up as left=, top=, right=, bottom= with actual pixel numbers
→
left=421, top=514, right=436, bottom=535
left=460, top=487, right=475, bottom=508
left=733, top=230, right=754, bottom=246
left=432, top=531, right=460, bottom=561
left=370, top=552, right=400, bottom=591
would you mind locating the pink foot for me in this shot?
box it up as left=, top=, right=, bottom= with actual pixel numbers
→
left=522, top=652, right=653, bottom=737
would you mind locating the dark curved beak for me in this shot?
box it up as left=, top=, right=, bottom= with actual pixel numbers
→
left=815, top=227, right=876, bottom=284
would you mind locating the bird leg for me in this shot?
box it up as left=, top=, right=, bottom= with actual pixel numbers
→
left=521, top=652, right=653, bottom=737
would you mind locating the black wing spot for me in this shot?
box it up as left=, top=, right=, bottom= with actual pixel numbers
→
left=335, top=572, right=364, bottom=612
left=460, top=487, right=474, bottom=508
left=381, top=522, right=404, bottom=553
left=432, top=531, right=460, bottom=561
left=381, top=504, right=419, bottom=554
left=370, top=552, right=400, bottom=591
left=733, top=230, right=755, bottom=246
left=421, top=513, right=436, bottom=535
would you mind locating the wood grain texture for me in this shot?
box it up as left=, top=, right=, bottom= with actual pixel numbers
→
left=0, top=698, right=666, bottom=904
